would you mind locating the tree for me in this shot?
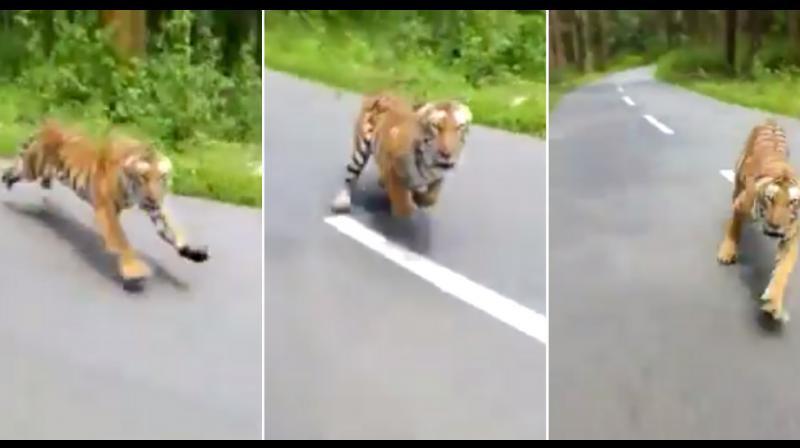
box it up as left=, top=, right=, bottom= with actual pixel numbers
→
left=550, top=10, right=566, bottom=69
left=743, top=10, right=765, bottom=75
left=575, top=10, right=592, bottom=71
left=724, top=10, right=738, bottom=74
left=595, top=10, right=609, bottom=71
left=100, top=10, right=147, bottom=60
left=570, top=11, right=585, bottom=71
left=789, top=10, right=800, bottom=63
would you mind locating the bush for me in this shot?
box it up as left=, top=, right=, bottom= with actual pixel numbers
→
left=14, top=10, right=260, bottom=146
left=657, top=45, right=729, bottom=79
left=0, top=10, right=262, bottom=206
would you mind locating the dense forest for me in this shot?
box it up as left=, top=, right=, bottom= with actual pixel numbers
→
left=552, top=10, right=800, bottom=76
left=0, top=10, right=262, bottom=205
left=551, top=11, right=800, bottom=115
left=266, top=10, right=547, bottom=136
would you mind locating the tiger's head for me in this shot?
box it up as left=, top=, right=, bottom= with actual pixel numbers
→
left=119, top=139, right=174, bottom=210
left=415, top=101, right=472, bottom=171
left=753, top=175, right=800, bottom=239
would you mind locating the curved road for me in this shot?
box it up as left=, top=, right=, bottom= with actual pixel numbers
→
left=265, top=70, right=545, bottom=439
left=0, top=183, right=262, bottom=439
left=550, top=66, right=800, bottom=439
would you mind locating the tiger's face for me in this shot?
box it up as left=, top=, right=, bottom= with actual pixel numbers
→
left=754, top=176, right=800, bottom=239
left=416, top=101, right=472, bottom=171
left=124, top=151, right=173, bottom=210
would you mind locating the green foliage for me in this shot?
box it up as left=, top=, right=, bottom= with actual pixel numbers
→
left=265, top=10, right=546, bottom=136
left=657, top=45, right=730, bottom=79
left=0, top=10, right=261, bottom=206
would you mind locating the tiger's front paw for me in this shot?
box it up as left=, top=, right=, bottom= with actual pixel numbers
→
left=179, top=245, right=209, bottom=263
left=1, top=169, right=19, bottom=190
left=716, top=239, right=737, bottom=264
left=761, top=299, right=790, bottom=323
left=120, top=256, right=152, bottom=282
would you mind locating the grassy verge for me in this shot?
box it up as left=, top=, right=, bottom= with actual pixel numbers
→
left=265, top=16, right=546, bottom=137
left=549, top=54, right=648, bottom=110
left=656, top=46, right=800, bottom=117
left=0, top=84, right=261, bottom=207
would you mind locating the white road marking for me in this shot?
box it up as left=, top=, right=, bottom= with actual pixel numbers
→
left=324, top=215, right=547, bottom=344
left=622, top=96, right=635, bottom=106
left=720, top=169, right=735, bottom=183
left=616, top=85, right=624, bottom=93
left=643, top=114, right=675, bottom=135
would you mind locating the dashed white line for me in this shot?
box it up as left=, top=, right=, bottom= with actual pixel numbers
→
left=643, top=114, right=675, bottom=135
left=324, top=215, right=547, bottom=344
left=720, top=169, right=735, bottom=183
left=616, top=85, right=624, bottom=93
left=622, top=96, right=635, bottom=106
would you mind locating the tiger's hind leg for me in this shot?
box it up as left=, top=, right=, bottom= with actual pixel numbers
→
left=717, top=176, right=747, bottom=264
left=717, top=212, right=745, bottom=264
left=94, top=206, right=152, bottom=287
left=331, top=137, right=372, bottom=214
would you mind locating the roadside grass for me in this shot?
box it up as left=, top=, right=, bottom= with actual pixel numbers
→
left=264, top=16, right=546, bottom=137
left=0, top=84, right=261, bottom=207
left=656, top=45, right=800, bottom=118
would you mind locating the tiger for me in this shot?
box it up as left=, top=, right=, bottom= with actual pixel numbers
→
left=716, top=118, right=799, bottom=322
left=329, top=92, right=472, bottom=216
left=1, top=120, right=209, bottom=288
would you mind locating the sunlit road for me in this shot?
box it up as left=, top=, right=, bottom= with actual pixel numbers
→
left=265, top=69, right=545, bottom=439
left=550, top=66, right=800, bottom=439
left=0, top=183, right=262, bottom=439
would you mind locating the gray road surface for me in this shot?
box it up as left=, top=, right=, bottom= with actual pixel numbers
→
left=0, top=183, right=262, bottom=439
left=550, top=66, right=800, bottom=439
left=265, top=70, right=545, bottom=440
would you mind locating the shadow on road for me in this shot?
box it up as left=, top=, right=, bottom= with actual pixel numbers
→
left=2, top=199, right=189, bottom=294
left=353, top=187, right=433, bottom=255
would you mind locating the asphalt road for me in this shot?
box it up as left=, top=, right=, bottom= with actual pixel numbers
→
left=550, top=66, right=800, bottom=439
left=0, top=183, right=262, bottom=439
left=265, top=70, right=545, bottom=439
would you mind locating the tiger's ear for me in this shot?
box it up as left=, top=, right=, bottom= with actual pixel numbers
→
left=156, top=155, right=173, bottom=175
left=124, top=155, right=150, bottom=174
left=755, top=176, right=775, bottom=192
left=452, top=102, right=473, bottom=126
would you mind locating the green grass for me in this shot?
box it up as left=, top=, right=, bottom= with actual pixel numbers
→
left=264, top=18, right=546, bottom=137
left=656, top=46, right=800, bottom=118
left=0, top=83, right=261, bottom=207
left=549, top=54, right=647, bottom=110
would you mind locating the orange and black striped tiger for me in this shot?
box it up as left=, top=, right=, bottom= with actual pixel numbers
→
left=2, top=120, right=209, bottom=287
left=717, top=118, right=799, bottom=322
left=330, top=92, right=472, bottom=215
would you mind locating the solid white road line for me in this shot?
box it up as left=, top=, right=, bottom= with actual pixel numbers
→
left=324, top=215, right=548, bottom=344
left=643, top=114, right=675, bottom=135
left=720, top=169, right=735, bottom=183
left=622, top=96, right=635, bottom=106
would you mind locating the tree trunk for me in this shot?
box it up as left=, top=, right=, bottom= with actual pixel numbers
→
left=576, top=10, right=593, bottom=72
left=100, top=10, right=147, bottom=60
left=743, top=10, right=763, bottom=76
left=549, top=10, right=567, bottom=69
left=724, top=10, right=738, bottom=74
left=789, top=10, right=800, bottom=63
left=595, top=10, right=608, bottom=71
left=685, top=10, right=700, bottom=42
left=571, top=11, right=585, bottom=71
left=662, top=10, right=674, bottom=48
